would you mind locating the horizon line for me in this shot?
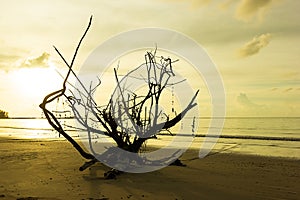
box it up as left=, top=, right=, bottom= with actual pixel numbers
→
left=2, top=116, right=300, bottom=119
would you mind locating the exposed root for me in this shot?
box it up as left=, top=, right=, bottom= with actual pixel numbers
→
left=170, top=159, right=186, bottom=167
left=104, top=169, right=122, bottom=180
left=79, top=158, right=98, bottom=171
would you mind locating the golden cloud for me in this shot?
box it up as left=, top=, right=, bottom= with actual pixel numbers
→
left=237, top=93, right=266, bottom=109
left=235, top=0, right=275, bottom=22
left=23, top=52, right=50, bottom=68
left=237, top=33, right=272, bottom=58
left=160, top=0, right=211, bottom=8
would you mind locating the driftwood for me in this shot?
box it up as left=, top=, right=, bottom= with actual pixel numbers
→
left=39, top=16, right=96, bottom=162
left=40, top=16, right=198, bottom=178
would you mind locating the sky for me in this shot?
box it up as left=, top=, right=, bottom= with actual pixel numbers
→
left=0, top=0, right=299, bottom=117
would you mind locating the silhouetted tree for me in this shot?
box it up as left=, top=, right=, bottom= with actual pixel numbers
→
left=40, top=16, right=198, bottom=178
left=0, top=109, right=8, bottom=118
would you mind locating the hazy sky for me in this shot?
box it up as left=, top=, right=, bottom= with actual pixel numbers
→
left=0, top=0, right=299, bottom=117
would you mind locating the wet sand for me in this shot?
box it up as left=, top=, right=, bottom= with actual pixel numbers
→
left=0, top=137, right=299, bottom=200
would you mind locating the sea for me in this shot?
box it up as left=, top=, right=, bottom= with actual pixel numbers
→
left=0, top=117, right=299, bottom=159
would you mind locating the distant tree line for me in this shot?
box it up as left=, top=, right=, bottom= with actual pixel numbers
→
left=0, top=109, right=8, bottom=118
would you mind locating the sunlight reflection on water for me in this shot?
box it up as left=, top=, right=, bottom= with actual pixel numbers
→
left=0, top=118, right=299, bottom=158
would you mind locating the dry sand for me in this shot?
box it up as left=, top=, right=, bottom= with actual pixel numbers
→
left=0, top=137, right=299, bottom=200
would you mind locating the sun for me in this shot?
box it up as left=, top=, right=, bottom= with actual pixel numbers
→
left=12, top=67, right=61, bottom=98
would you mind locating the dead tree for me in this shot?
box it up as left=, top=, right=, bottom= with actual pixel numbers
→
left=40, top=16, right=199, bottom=177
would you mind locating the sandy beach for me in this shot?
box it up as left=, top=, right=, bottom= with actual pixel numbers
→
left=0, top=137, right=299, bottom=200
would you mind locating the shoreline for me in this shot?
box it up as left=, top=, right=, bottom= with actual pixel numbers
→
left=1, top=135, right=300, bottom=159
left=0, top=137, right=299, bottom=199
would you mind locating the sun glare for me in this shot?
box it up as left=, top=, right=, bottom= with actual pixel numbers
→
left=11, top=67, right=62, bottom=101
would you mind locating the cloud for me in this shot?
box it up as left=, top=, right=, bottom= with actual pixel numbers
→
left=22, top=52, right=50, bottom=68
left=160, top=0, right=211, bottom=8
left=235, top=0, right=275, bottom=22
left=270, top=87, right=278, bottom=91
left=237, top=93, right=265, bottom=109
left=189, top=0, right=211, bottom=8
left=219, top=0, right=235, bottom=10
left=284, top=88, right=293, bottom=92
left=0, top=54, right=20, bottom=65
left=0, top=54, right=21, bottom=72
left=0, top=52, right=51, bottom=71
left=270, top=87, right=300, bottom=93
left=237, top=33, right=271, bottom=58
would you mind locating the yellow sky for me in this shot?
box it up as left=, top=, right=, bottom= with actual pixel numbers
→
left=0, top=0, right=299, bottom=117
